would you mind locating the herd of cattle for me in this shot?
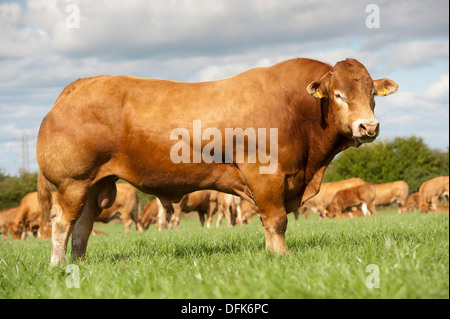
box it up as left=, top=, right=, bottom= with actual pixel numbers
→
left=1, top=175, right=448, bottom=241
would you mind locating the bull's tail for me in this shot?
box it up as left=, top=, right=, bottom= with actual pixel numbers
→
left=38, top=170, right=53, bottom=222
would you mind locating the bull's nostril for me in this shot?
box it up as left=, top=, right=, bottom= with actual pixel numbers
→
left=359, top=123, right=367, bottom=133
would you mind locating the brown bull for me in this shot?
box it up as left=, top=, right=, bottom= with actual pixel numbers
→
left=0, top=207, right=18, bottom=240
left=36, top=57, right=398, bottom=265
left=374, top=180, right=409, bottom=213
left=326, top=183, right=377, bottom=218
left=418, top=176, right=449, bottom=212
left=95, top=183, right=144, bottom=233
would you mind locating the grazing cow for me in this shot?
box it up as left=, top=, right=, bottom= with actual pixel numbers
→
left=36, top=57, right=398, bottom=265
left=326, top=183, right=376, bottom=218
left=400, top=192, right=420, bottom=213
left=0, top=207, right=18, bottom=240
left=168, top=190, right=219, bottom=229
left=9, top=192, right=54, bottom=240
left=419, top=176, right=449, bottom=212
left=240, top=199, right=260, bottom=224
left=140, top=198, right=165, bottom=231
left=94, top=183, right=144, bottom=233
left=216, top=193, right=243, bottom=227
left=301, top=177, right=366, bottom=218
left=374, top=181, right=409, bottom=213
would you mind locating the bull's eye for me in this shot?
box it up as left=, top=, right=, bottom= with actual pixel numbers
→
left=334, top=93, right=346, bottom=102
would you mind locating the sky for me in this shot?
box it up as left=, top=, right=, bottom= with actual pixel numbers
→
left=0, top=0, right=448, bottom=176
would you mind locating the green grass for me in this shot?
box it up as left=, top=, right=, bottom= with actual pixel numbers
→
left=0, top=210, right=448, bottom=299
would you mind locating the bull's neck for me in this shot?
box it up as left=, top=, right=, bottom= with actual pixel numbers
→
left=304, top=99, right=354, bottom=181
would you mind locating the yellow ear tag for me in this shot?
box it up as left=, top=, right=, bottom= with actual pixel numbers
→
left=316, top=89, right=324, bottom=99
left=377, top=88, right=387, bottom=96
left=324, top=209, right=328, bottom=213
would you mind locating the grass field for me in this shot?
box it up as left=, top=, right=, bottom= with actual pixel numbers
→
left=0, top=209, right=448, bottom=299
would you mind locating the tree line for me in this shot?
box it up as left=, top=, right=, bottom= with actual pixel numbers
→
left=1, top=136, right=448, bottom=210
left=324, top=136, right=449, bottom=192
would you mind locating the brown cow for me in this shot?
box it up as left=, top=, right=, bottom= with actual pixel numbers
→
left=326, top=183, right=376, bottom=218
left=240, top=199, right=260, bottom=224
left=140, top=198, right=164, bottom=230
left=94, top=183, right=143, bottom=233
left=374, top=180, right=409, bottom=213
left=0, top=207, right=18, bottom=240
left=36, top=57, right=398, bottom=265
left=168, top=190, right=219, bottom=229
left=9, top=192, right=109, bottom=240
left=419, top=176, right=449, bottom=212
left=301, top=177, right=366, bottom=218
left=216, top=193, right=243, bottom=227
left=9, top=192, right=54, bottom=240
left=400, top=192, right=420, bottom=213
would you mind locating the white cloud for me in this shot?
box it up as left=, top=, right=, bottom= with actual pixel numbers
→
left=384, top=41, right=449, bottom=71
left=425, top=74, right=449, bottom=100
left=1, top=0, right=447, bottom=59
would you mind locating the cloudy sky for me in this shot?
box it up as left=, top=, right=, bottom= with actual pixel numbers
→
left=0, top=0, right=448, bottom=176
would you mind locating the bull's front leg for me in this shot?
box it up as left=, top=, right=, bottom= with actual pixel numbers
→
left=252, top=176, right=289, bottom=254
left=259, top=208, right=288, bottom=253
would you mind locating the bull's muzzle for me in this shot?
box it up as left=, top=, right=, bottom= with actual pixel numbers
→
left=352, top=119, right=380, bottom=144
left=359, top=122, right=379, bottom=137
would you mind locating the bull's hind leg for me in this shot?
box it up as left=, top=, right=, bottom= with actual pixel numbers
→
left=51, top=183, right=90, bottom=266
left=72, top=178, right=117, bottom=261
left=158, top=199, right=173, bottom=231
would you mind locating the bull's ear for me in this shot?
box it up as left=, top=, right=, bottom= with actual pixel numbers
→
left=374, top=78, right=398, bottom=96
left=306, top=71, right=331, bottom=99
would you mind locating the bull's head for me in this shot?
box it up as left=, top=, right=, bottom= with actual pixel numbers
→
left=307, top=58, right=398, bottom=146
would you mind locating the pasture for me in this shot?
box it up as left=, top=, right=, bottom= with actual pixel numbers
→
left=0, top=209, right=448, bottom=299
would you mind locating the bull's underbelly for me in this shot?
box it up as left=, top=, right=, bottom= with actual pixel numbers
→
left=111, top=148, right=253, bottom=202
